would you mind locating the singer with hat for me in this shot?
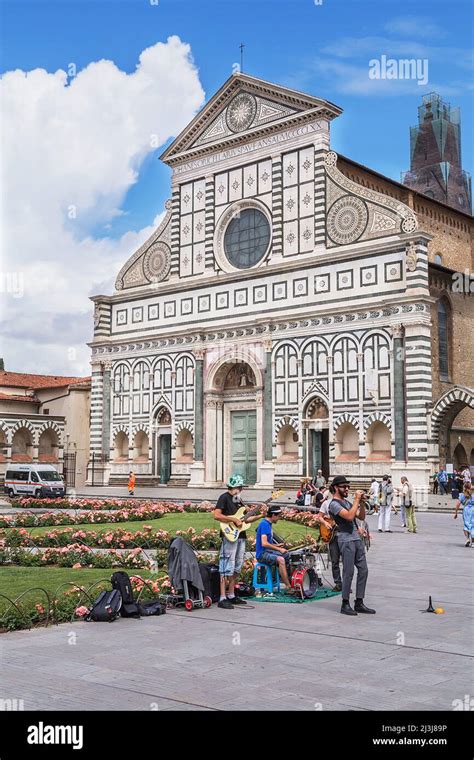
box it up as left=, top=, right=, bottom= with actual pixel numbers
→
left=328, top=475, right=376, bottom=616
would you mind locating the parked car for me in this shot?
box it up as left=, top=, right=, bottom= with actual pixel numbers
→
left=4, top=464, right=65, bottom=499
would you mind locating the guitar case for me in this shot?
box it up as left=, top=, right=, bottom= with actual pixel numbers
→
left=199, top=563, right=220, bottom=603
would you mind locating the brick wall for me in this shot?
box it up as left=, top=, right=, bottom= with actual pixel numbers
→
left=338, top=156, right=473, bottom=273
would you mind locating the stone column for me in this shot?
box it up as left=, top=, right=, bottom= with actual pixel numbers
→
left=391, top=321, right=431, bottom=509
left=327, top=355, right=335, bottom=468
left=189, top=348, right=205, bottom=485
left=357, top=352, right=365, bottom=462
left=392, top=324, right=406, bottom=461
left=102, top=360, right=113, bottom=462
left=263, top=341, right=273, bottom=462
left=257, top=340, right=275, bottom=488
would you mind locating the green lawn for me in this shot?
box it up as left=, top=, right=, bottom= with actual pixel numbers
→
left=0, top=514, right=318, bottom=608
left=0, top=566, right=160, bottom=603
left=7, top=514, right=317, bottom=544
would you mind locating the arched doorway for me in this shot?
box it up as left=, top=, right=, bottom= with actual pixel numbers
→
left=152, top=406, right=172, bottom=484
left=205, top=356, right=262, bottom=485
left=303, top=397, right=329, bottom=479
left=12, top=427, right=33, bottom=462
left=453, top=443, right=468, bottom=470
left=430, top=386, right=474, bottom=468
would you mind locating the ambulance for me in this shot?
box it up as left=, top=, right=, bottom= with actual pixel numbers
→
left=4, top=464, right=66, bottom=498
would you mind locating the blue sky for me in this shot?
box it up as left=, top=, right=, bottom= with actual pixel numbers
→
left=1, top=0, right=473, bottom=375
left=2, top=0, right=472, bottom=238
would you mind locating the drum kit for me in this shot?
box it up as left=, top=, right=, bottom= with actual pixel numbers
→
left=287, top=545, right=321, bottom=601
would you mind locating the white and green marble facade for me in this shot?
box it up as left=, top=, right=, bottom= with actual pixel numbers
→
left=89, top=73, right=436, bottom=505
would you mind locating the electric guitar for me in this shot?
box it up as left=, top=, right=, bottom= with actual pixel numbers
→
left=219, top=489, right=284, bottom=543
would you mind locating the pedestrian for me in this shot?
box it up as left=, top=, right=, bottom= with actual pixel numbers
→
left=400, top=476, right=417, bottom=533
left=453, top=484, right=474, bottom=547
left=295, top=478, right=313, bottom=507
left=438, top=467, right=448, bottom=495
left=127, top=471, right=136, bottom=496
left=432, top=472, right=438, bottom=494
left=328, top=475, right=375, bottom=616
left=378, top=475, right=394, bottom=533
left=369, top=478, right=380, bottom=514
left=462, top=466, right=472, bottom=487
left=314, top=469, right=327, bottom=489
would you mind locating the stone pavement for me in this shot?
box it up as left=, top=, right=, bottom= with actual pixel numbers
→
left=1, top=512, right=472, bottom=711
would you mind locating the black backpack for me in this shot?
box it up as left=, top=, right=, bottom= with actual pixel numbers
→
left=111, top=571, right=141, bottom=618
left=86, top=590, right=122, bottom=622
left=138, top=599, right=167, bottom=616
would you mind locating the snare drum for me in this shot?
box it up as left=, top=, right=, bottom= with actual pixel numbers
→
left=290, top=567, right=318, bottom=599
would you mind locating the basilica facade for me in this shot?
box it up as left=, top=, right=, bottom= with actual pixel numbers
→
left=88, top=73, right=474, bottom=504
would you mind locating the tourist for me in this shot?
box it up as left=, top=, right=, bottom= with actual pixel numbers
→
left=378, top=475, right=394, bottom=533
left=314, top=469, right=326, bottom=489
left=462, top=465, right=472, bottom=486
left=438, top=467, right=448, bottom=495
left=255, top=506, right=292, bottom=591
left=400, top=476, right=417, bottom=533
left=314, top=486, right=326, bottom=511
left=328, top=475, right=375, bottom=616
left=213, top=474, right=262, bottom=609
left=368, top=477, right=380, bottom=514
left=453, top=484, right=474, bottom=547
left=432, top=471, right=439, bottom=494
left=295, top=478, right=314, bottom=507
left=127, top=471, right=136, bottom=496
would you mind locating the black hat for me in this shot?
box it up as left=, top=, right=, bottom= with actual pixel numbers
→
left=267, top=506, right=282, bottom=516
left=331, top=475, right=350, bottom=487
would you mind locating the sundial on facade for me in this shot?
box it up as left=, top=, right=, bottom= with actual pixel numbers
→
left=225, top=93, right=257, bottom=133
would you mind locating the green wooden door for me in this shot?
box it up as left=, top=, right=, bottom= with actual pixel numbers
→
left=231, top=411, right=257, bottom=485
left=160, top=434, right=171, bottom=484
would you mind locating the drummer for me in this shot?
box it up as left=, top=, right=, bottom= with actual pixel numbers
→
left=255, top=506, right=292, bottom=593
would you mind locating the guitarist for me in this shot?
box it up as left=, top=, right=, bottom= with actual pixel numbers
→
left=213, top=474, right=262, bottom=610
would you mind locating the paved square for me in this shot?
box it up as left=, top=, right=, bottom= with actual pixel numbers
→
left=1, top=512, right=472, bottom=711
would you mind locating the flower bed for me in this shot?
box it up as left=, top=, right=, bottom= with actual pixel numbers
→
left=2, top=525, right=222, bottom=550
left=10, top=497, right=215, bottom=512
left=0, top=573, right=173, bottom=632
left=0, top=544, right=155, bottom=570
left=0, top=502, right=321, bottom=537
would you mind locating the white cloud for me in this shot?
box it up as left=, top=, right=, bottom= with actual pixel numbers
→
left=0, top=36, right=205, bottom=375
left=384, top=17, right=446, bottom=39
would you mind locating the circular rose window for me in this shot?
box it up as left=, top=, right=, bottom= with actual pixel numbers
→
left=223, top=208, right=270, bottom=269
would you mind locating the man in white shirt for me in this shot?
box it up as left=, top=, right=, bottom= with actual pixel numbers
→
left=368, top=478, right=380, bottom=514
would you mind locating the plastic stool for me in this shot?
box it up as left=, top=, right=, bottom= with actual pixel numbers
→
left=252, top=562, right=280, bottom=594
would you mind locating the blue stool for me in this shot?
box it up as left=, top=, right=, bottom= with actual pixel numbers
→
left=252, top=562, right=280, bottom=594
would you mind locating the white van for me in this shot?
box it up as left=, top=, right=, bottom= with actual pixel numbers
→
left=4, top=464, right=66, bottom=499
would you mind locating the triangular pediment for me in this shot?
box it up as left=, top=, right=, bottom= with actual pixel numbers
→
left=160, top=73, right=342, bottom=165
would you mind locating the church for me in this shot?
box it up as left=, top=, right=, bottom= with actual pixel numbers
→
left=89, top=73, right=474, bottom=504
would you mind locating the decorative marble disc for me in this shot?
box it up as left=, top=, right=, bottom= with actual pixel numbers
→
left=143, top=242, right=171, bottom=283
left=327, top=195, right=369, bottom=245
left=225, top=93, right=257, bottom=133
